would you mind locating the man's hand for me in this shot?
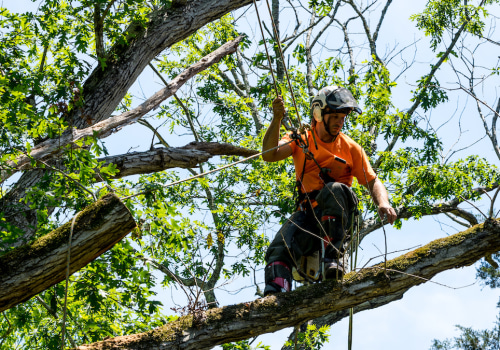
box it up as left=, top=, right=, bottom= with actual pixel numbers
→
left=378, top=204, right=397, bottom=225
left=365, top=178, right=397, bottom=225
left=272, top=95, right=285, bottom=121
left=262, top=95, right=293, bottom=162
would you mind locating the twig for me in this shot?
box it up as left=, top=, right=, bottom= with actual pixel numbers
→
left=489, top=186, right=500, bottom=218
left=458, top=194, right=487, bottom=219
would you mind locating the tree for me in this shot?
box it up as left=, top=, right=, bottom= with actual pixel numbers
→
left=1, top=0, right=499, bottom=349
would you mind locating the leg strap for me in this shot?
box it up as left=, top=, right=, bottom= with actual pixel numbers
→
left=264, top=261, right=292, bottom=295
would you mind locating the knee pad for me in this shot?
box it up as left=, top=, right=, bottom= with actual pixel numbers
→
left=264, top=261, right=292, bottom=295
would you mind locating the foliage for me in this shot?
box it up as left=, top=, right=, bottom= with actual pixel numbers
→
left=477, top=254, right=500, bottom=288
left=430, top=320, right=500, bottom=350
left=284, top=324, right=331, bottom=350
left=410, top=0, right=496, bottom=51
left=0, top=241, right=168, bottom=349
left=222, top=339, right=271, bottom=350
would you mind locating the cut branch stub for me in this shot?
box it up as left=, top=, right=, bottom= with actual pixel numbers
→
left=0, top=193, right=136, bottom=312
left=75, top=219, right=500, bottom=350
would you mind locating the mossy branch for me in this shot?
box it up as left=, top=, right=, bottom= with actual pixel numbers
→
left=0, top=193, right=136, bottom=312
left=75, top=219, right=500, bottom=350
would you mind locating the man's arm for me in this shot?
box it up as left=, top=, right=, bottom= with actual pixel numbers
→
left=262, top=96, right=292, bottom=162
left=364, top=178, right=397, bottom=224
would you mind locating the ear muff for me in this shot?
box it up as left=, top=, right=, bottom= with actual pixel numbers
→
left=312, top=104, right=323, bottom=122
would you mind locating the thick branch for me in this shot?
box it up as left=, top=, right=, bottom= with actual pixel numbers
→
left=179, top=141, right=258, bottom=157
left=305, top=10, right=315, bottom=96
left=97, top=142, right=257, bottom=180
left=75, top=219, right=500, bottom=350
left=94, top=4, right=105, bottom=59
left=0, top=193, right=136, bottom=312
left=0, top=36, right=244, bottom=184
left=358, top=186, right=490, bottom=240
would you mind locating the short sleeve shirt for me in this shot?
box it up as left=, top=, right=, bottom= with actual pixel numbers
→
left=281, top=129, right=377, bottom=193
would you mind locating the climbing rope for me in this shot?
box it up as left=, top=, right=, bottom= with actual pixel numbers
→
left=252, top=0, right=279, bottom=97
left=61, top=212, right=79, bottom=350
left=263, top=0, right=303, bottom=128
left=252, top=0, right=303, bottom=129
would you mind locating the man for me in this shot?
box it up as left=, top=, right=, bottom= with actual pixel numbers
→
left=262, top=86, right=397, bottom=295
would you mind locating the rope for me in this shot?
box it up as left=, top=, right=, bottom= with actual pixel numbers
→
left=348, top=212, right=360, bottom=350
left=61, top=212, right=79, bottom=350
left=263, top=0, right=303, bottom=128
left=252, top=0, right=303, bottom=130
left=252, top=0, right=279, bottom=96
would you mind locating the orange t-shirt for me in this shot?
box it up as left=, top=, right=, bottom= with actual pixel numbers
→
left=281, top=129, right=377, bottom=193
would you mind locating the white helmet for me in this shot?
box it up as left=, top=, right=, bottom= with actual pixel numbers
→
left=311, top=86, right=362, bottom=122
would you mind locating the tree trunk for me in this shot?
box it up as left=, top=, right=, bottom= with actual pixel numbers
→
left=75, top=219, right=500, bottom=350
left=0, top=193, right=136, bottom=312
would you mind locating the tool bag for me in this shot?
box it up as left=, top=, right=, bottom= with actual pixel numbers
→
left=292, top=182, right=358, bottom=282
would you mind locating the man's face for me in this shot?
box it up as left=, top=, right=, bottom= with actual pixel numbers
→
left=322, top=108, right=348, bottom=135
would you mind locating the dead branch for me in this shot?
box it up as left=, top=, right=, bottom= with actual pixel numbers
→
left=0, top=36, right=244, bottom=184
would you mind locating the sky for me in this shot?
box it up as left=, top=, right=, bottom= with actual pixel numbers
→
left=3, top=0, right=500, bottom=349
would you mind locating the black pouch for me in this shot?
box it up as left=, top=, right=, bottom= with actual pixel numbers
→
left=315, top=182, right=358, bottom=257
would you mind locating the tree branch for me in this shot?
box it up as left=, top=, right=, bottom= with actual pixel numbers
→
left=359, top=184, right=495, bottom=239
left=345, top=0, right=383, bottom=63
left=72, top=0, right=254, bottom=129
left=35, top=295, right=78, bottom=349
left=75, top=219, right=500, bottom=349
left=376, top=0, right=487, bottom=167
left=0, top=36, right=244, bottom=184
left=0, top=193, right=136, bottom=312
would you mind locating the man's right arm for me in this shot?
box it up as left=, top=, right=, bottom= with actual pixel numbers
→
left=262, top=96, right=293, bottom=162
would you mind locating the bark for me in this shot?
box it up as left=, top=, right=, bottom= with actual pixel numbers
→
left=72, top=0, right=254, bottom=130
left=178, top=141, right=258, bottom=156
left=98, top=142, right=258, bottom=180
left=272, top=0, right=284, bottom=82
left=0, top=36, right=244, bottom=184
left=75, top=219, right=500, bottom=350
left=0, top=193, right=136, bottom=312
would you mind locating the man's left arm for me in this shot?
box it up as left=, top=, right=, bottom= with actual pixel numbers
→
left=364, top=178, right=397, bottom=225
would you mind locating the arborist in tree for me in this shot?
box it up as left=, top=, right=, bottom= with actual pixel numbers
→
left=262, top=86, right=397, bottom=296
